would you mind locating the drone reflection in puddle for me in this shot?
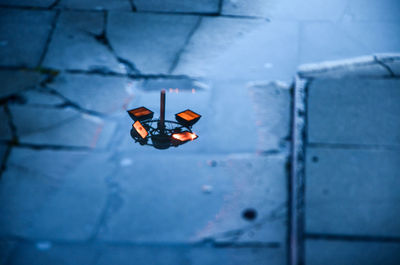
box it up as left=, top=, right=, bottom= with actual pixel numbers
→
left=127, top=90, right=201, bottom=150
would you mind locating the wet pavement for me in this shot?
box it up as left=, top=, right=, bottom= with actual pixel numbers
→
left=0, top=0, right=399, bottom=264
left=295, top=55, right=400, bottom=265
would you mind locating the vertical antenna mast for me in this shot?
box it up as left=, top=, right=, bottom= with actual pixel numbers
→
left=159, top=89, right=166, bottom=132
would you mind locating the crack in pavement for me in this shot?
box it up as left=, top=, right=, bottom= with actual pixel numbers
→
left=48, top=0, right=62, bottom=9
left=217, top=0, right=224, bottom=15
left=1, top=143, right=92, bottom=151
left=89, top=160, right=124, bottom=241
left=44, top=86, right=106, bottom=118
left=374, top=56, right=396, bottom=77
left=3, top=104, right=19, bottom=145
left=0, top=105, right=17, bottom=180
left=0, top=5, right=270, bottom=20
left=88, top=11, right=142, bottom=75
left=168, top=16, right=202, bottom=74
left=38, top=10, right=60, bottom=67
left=0, top=65, right=200, bottom=80
left=32, top=69, right=108, bottom=118
left=128, top=0, right=137, bottom=12
left=0, top=144, right=12, bottom=180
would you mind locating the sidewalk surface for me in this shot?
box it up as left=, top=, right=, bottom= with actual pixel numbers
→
left=296, top=55, right=400, bottom=265
left=0, top=0, right=399, bottom=264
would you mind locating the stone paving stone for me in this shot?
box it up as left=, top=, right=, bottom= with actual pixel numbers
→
left=190, top=247, right=286, bottom=265
left=0, top=148, right=113, bottom=240
left=17, top=90, right=65, bottom=107
left=0, top=70, right=44, bottom=100
left=248, top=82, right=290, bottom=153
left=300, top=22, right=400, bottom=64
left=49, top=73, right=137, bottom=114
left=98, top=153, right=287, bottom=243
left=339, top=22, right=400, bottom=54
left=6, top=242, right=98, bottom=265
left=306, top=147, right=400, bottom=237
left=0, top=106, right=12, bottom=141
left=56, top=0, right=131, bottom=11
left=0, top=0, right=55, bottom=8
left=96, top=245, right=189, bottom=265
left=96, top=245, right=286, bottom=265
left=376, top=53, right=400, bottom=76
left=107, top=12, right=199, bottom=74
left=43, top=11, right=123, bottom=73
left=0, top=240, right=16, bottom=265
left=222, top=0, right=347, bottom=21
left=0, top=9, right=55, bottom=67
left=306, top=239, right=400, bottom=265
left=300, top=22, right=371, bottom=64
left=9, top=105, right=116, bottom=148
left=308, top=78, right=400, bottom=146
left=202, top=80, right=291, bottom=154
left=173, top=17, right=298, bottom=82
left=344, top=0, right=400, bottom=22
left=134, top=0, right=219, bottom=14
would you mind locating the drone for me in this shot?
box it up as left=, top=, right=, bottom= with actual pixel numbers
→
left=127, top=90, right=201, bottom=150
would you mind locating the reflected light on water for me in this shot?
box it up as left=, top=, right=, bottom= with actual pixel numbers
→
left=172, top=131, right=198, bottom=142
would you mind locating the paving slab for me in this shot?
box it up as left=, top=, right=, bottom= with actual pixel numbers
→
left=222, top=0, right=347, bottom=21
left=0, top=9, right=55, bottom=67
left=300, top=22, right=371, bottom=64
left=0, top=70, right=45, bottom=100
left=56, top=0, right=131, bottom=10
left=43, top=11, right=123, bottom=73
left=107, top=12, right=199, bottom=74
left=190, top=247, right=286, bottom=265
left=339, top=22, right=400, bottom=54
left=96, top=245, right=189, bottom=265
left=98, top=153, right=287, bottom=243
left=0, top=148, right=113, bottom=240
left=49, top=73, right=137, bottom=114
left=9, top=105, right=116, bottom=148
left=173, top=17, right=298, bottom=82
left=306, top=239, right=400, bottom=265
left=306, top=147, right=400, bottom=237
left=201, top=80, right=291, bottom=154
left=300, top=21, right=400, bottom=64
left=97, top=245, right=286, bottom=265
left=134, top=0, right=219, bottom=14
left=6, top=242, right=98, bottom=265
left=0, top=0, right=55, bottom=8
left=17, top=90, right=65, bottom=107
left=307, top=78, right=400, bottom=146
left=0, top=240, right=16, bottom=265
left=343, top=0, right=400, bottom=22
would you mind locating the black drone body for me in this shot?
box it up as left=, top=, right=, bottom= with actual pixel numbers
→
left=127, top=90, right=201, bottom=150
